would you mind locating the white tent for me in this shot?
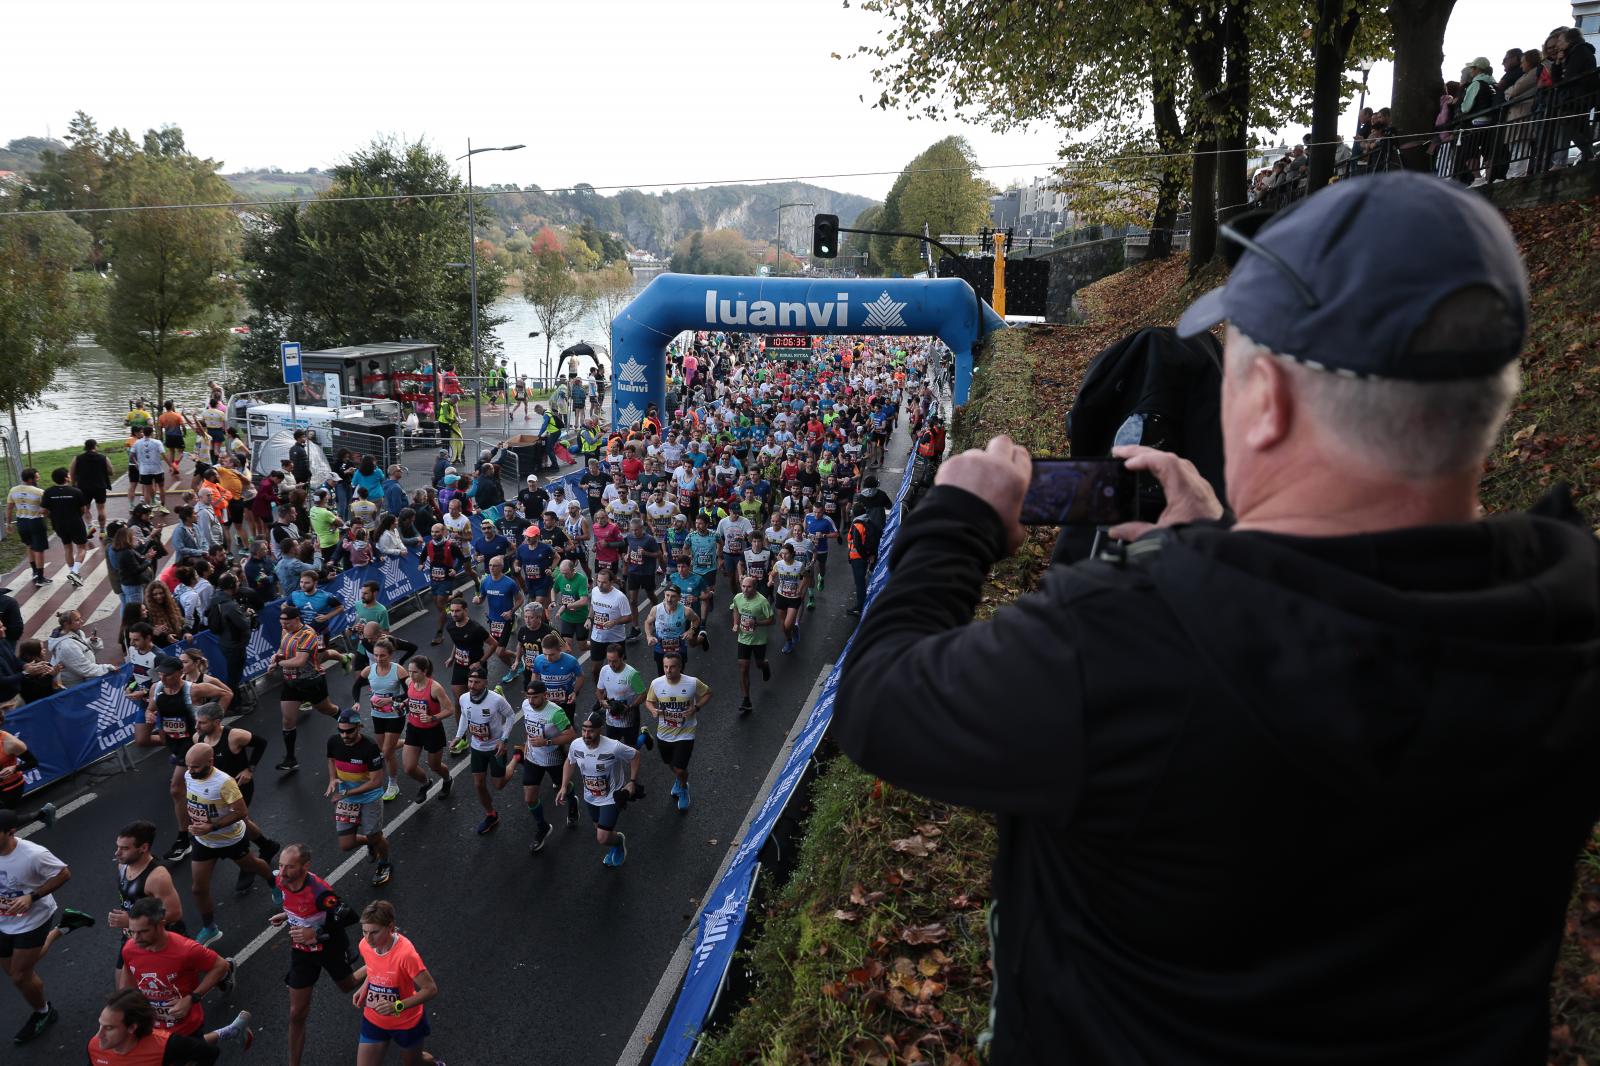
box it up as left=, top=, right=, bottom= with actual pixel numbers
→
left=254, top=429, right=333, bottom=486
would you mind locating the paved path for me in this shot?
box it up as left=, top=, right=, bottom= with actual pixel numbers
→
left=5, top=411, right=908, bottom=1066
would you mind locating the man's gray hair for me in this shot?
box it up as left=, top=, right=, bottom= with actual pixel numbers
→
left=1228, top=332, right=1521, bottom=480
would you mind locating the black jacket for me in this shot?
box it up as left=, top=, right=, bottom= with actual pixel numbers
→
left=205, top=590, right=253, bottom=650
left=851, top=486, right=891, bottom=526
left=0, top=590, right=21, bottom=649
left=835, top=485, right=1600, bottom=1065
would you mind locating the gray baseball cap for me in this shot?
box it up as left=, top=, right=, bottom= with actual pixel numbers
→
left=1177, top=172, right=1528, bottom=381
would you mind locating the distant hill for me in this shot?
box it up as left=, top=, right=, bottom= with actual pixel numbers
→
left=223, top=169, right=333, bottom=201
left=0, top=136, right=65, bottom=175
left=486, top=181, right=879, bottom=257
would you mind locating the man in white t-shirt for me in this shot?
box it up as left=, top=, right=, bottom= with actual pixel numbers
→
left=585, top=568, right=633, bottom=684
left=129, top=427, right=170, bottom=514
left=645, top=653, right=712, bottom=812
left=715, top=511, right=754, bottom=597
left=0, top=809, right=96, bottom=1044
left=557, top=710, right=639, bottom=867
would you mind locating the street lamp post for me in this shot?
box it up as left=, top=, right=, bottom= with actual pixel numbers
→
left=774, top=201, right=814, bottom=276
left=458, top=139, right=524, bottom=427
left=1355, top=62, right=1374, bottom=142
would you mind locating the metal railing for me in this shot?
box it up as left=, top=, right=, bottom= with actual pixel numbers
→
left=1249, top=67, right=1599, bottom=213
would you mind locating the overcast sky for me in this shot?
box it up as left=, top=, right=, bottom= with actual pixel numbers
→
left=7, top=0, right=1576, bottom=202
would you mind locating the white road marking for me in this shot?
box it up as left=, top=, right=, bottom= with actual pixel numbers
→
left=16, top=791, right=98, bottom=839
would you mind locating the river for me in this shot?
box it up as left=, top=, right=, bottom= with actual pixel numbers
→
left=10, top=279, right=654, bottom=450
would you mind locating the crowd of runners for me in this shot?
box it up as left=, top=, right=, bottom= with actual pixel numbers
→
left=0, top=330, right=949, bottom=1062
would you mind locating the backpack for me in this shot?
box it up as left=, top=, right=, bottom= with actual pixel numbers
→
left=1053, top=326, right=1226, bottom=565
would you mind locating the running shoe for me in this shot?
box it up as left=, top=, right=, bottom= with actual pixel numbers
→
left=449, top=736, right=469, bottom=756
left=67, top=570, right=84, bottom=588
left=31, top=576, right=47, bottom=588
left=566, top=795, right=578, bottom=827
left=12, top=1004, right=58, bottom=1046
left=439, top=773, right=452, bottom=798
left=196, top=925, right=223, bottom=948
left=416, top=778, right=432, bottom=803
left=217, top=1010, right=251, bottom=1050
left=57, top=907, right=95, bottom=934
left=678, top=785, right=691, bottom=812
left=269, top=884, right=284, bottom=907
left=611, top=833, right=627, bottom=866
left=671, top=779, right=683, bottom=798
left=163, top=836, right=192, bottom=861
left=275, top=757, right=299, bottom=772
left=476, top=812, right=500, bottom=835
left=37, top=803, right=56, bottom=829
left=781, top=639, right=794, bottom=654
left=807, top=592, right=815, bottom=611
left=372, top=862, right=392, bottom=887
left=739, top=697, right=754, bottom=717
left=699, top=629, right=711, bottom=653
left=218, top=958, right=236, bottom=995
left=382, top=780, right=400, bottom=802
left=759, top=660, right=772, bottom=682
left=529, top=823, right=553, bottom=854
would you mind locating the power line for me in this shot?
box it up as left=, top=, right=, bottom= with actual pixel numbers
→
left=0, top=109, right=1565, bottom=220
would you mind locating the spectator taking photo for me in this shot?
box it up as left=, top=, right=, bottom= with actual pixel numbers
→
left=836, top=172, right=1600, bottom=1064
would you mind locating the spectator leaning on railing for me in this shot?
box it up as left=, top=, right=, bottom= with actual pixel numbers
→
left=834, top=173, right=1600, bottom=1064
left=1556, top=27, right=1596, bottom=165
left=1507, top=48, right=1544, bottom=178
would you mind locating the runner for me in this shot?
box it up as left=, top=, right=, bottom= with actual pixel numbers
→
left=644, top=653, right=712, bottom=812
left=730, top=574, right=775, bottom=714
left=684, top=515, right=721, bottom=621
left=1, top=808, right=95, bottom=1044
left=192, top=703, right=279, bottom=897
left=41, top=467, right=91, bottom=587
left=0, top=713, right=41, bottom=813
left=716, top=504, right=754, bottom=598
left=69, top=438, right=116, bottom=538
left=550, top=559, right=590, bottom=660
left=622, top=516, right=665, bottom=638
left=5, top=467, right=52, bottom=588
left=516, top=679, right=574, bottom=855
left=88, top=986, right=252, bottom=1065
left=474, top=555, right=522, bottom=674
left=643, top=583, right=706, bottom=676
left=359, top=638, right=408, bottom=802
left=182, top=742, right=278, bottom=946
left=457, top=666, right=516, bottom=835
left=804, top=499, right=839, bottom=598
left=117, top=898, right=233, bottom=1040
left=595, top=644, right=649, bottom=752
left=770, top=542, right=809, bottom=653
left=157, top=402, right=187, bottom=471
left=326, top=712, right=392, bottom=886
left=739, top=528, right=773, bottom=589
left=109, top=821, right=186, bottom=978
left=513, top=525, right=556, bottom=611
left=269, top=843, right=361, bottom=1065
left=401, top=657, right=455, bottom=804
left=529, top=632, right=584, bottom=826
left=351, top=900, right=444, bottom=1066
left=147, top=657, right=232, bottom=862
left=271, top=604, right=341, bottom=773
left=585, top=566, right=633, bottom=685
left=557, top=710, right=640, bottom=867
left=509, top=602, right=554, bottom=695
left=442, top=598, right=495, bottom=756
left=421, top=524, right=462, bottom=645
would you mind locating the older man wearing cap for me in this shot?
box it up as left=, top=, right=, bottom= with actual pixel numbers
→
left=835, top=173, right=1600, bottom=1064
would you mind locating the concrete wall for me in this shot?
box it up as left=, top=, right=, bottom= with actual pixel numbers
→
left=1035, top=238, right=1128, bottom=323
left=1483, top=161, right=1600, bottom=211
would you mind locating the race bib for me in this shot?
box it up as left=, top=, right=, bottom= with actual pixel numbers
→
left=524, top=563, right=542, bottom=581
left=162, top=716, right=188, bottom=737
left=469, top=720, right=492, bottom=740
left=661, top=705, right=686, bottom=728
left=186, top=798, right=211, bottom=822
left=430, top=566, right=446, bottom=582
left=592, top=608, right=611, bottom=629
left=659, top=636, right=680, bottom=654
left=558, top=592, right=574, bottom=611
left=408, top=697, right=433, bottom=725
left=627, top=549, right=643, bottom=566
left=488, top=621, right=507, bottom=643
left=365, top=982, right=400, bottom=1014
left=335, top=800, right=361, bottom=824
left=452, top=646, right=469, bottom=666
left=583, top=773, right=609, bottom=798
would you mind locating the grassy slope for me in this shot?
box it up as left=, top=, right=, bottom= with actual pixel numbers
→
left=694, top=195, right=1600, bottom=1064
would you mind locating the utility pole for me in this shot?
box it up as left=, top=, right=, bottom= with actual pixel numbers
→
left=458, top=139, right=524, bottom=428
left=992, top=231, right=1007, bottom=317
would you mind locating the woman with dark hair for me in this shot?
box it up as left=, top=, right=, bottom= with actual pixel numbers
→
left=397, top=508, right=425, bottom=555
left=353, top=454, right=384, bottom=503
left=16, top=639, right=61, bottom=701
left=375, top=513, right=408, bottom=559
left=112, top=526, right=154, bottom=605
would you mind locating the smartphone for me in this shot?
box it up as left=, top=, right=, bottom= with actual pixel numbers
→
left=1020, top=458, right=1138, bottom=526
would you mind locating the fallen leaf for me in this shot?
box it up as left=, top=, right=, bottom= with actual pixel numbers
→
left=913, top=822, right=944, bottom=838
left=832, top=908, right=860, bottom=923
left=900, top=923, right=950, bottom=945
left=1512, top=422, right=1538, bottom=443
left=892, top=956, right=917, bottom=976
left=919, top=978, right=946, bottom=1001
left=918, top=956, right=943, bottom=977
left=890, top=834, right=938, bottom=857
left=821, top=980, right=845, bottom=1000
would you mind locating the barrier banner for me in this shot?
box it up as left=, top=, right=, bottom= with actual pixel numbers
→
left=17, top=551, right=439, bottom=796
left=651, top=458, right=917, bottom=1063
left=5, top=667, right=145, bottom=797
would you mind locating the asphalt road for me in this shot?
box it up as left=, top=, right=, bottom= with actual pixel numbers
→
left=6, top=440, right=909, bottom=1066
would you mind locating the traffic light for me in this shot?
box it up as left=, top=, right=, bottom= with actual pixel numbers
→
left=812, top=214, right=839, bottom=258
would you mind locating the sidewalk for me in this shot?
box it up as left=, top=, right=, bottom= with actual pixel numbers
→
left=0, top=392, right=610, bottom=654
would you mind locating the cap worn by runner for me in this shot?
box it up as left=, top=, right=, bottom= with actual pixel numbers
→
left=526, top=475, right=538, bottom=483
left=523, top=526, right=541, bottom=538
left=337, top=708, right=362, bottom=725
left=467, top=664, right=488, bottom=679
left=1176, top=171, right=1528, bottom=381
left=0, top=809, right=18, bottom=832
left=155, top=656, right=183, bottom=676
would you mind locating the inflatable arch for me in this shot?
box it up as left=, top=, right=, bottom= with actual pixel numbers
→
left=607, top=274, right=1006, bottom=429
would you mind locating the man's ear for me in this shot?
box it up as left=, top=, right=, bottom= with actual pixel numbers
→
left=1242, top=353, right=1295, bottom=454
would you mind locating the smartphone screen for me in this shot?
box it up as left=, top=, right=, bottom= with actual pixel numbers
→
left=1020, top=458, right=1137, bottom=526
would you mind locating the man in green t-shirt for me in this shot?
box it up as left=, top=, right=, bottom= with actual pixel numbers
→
left=354, top=580, right=391, bottom=629
left=308, top=490, right=343, bottom=565
left=551, top=559, right=591, bottom=657
left=730, top=574, right=774, bottom=714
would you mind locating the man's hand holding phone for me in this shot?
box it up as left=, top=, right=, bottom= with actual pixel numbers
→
left=933, top=435, right=1032, bottom=554
left=1107, top=445, right=1225, bottom=541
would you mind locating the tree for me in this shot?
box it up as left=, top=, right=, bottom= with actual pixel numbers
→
left=1388, top=0, right=1457, bottom=170
left=523, top=247, right=591, bottom=378
left=0, top=212, right=92, bottom=440
left=843, top=204, right=883, bottom=273
left=97, top=149, right=239, bottom=404
left=582, top=262, right=638, bottom=356
left=884, top=137, right=993, bottom=276
left=236, top=137, right=505, bottom=391
left=668, top=229, right=759, bottom=275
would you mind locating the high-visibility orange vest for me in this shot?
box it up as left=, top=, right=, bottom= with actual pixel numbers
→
left=847, top=519, right=869, bottom=561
